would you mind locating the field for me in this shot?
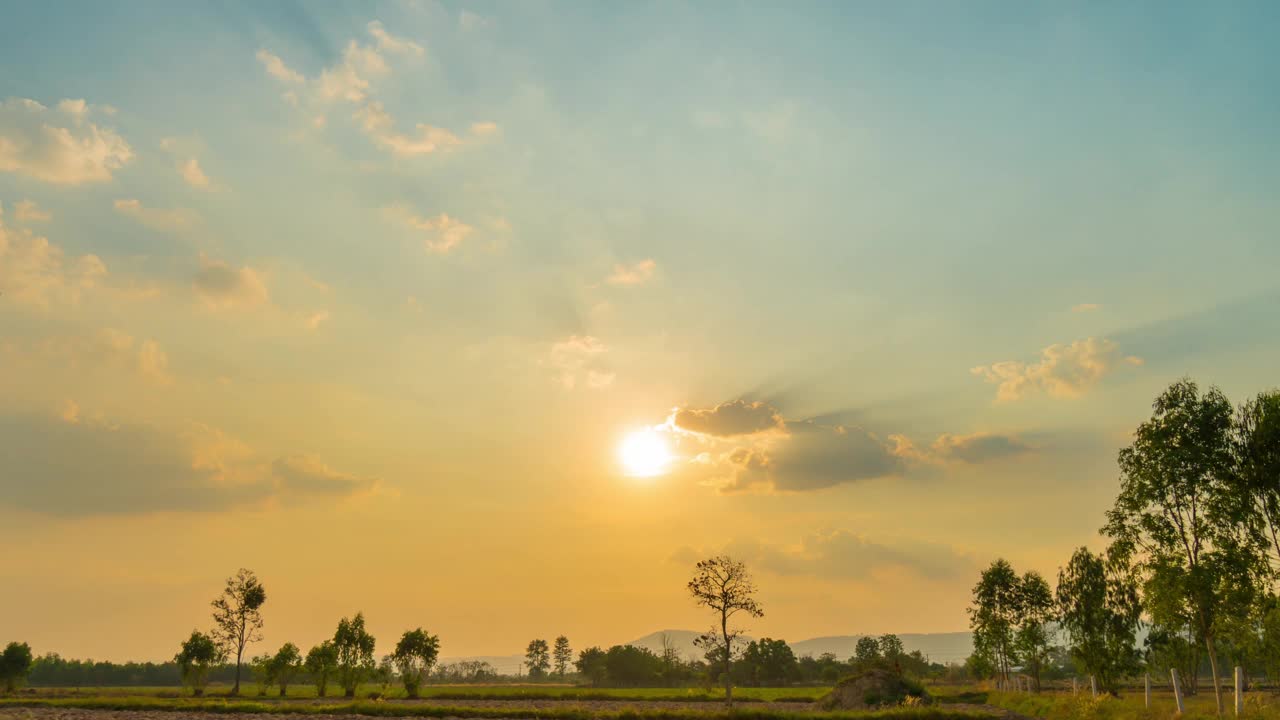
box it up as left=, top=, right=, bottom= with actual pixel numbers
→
left=987, top=687, right=1280, bottom=720
left=8, top=686, right=831, bottom=703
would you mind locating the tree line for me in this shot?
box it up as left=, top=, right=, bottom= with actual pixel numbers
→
left=967, top=379, right=1280, bottom=716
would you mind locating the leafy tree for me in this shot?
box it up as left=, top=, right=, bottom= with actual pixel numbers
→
left=603, top=644, right=662, bottom=686
left=552, top=636, right=572, bottom=678
left=270, top=643, right=303, bottom=697
left=392, top=628, right=440, bottom=698
left=1056, top=547, right=1141, bottom=695
left=250, top=653, right=275, bottom=695
left=1014, top=571, right=1056, bottom=691
left=175, top=630, right=223, bottom=696
left=305, top=641, right=338, bottom=697
left=575, top=647, right=608, bottom=687
left=968, top=559, right=1020, bottom=684
left=1104, top=379, right=1267, bottom=715
left=524, top=639, right=550, bottom=679
left=0, top=642, right=34, bottom=693
left=878, top=634, right=904, bottom=663
left=688, top=555, right=763, bottom=709
left=1237, top=390, right=1280, bottom=576
left=375, top=655, right=395, bottom=694
left=853, top=636, right=881, bottom=666
left=333, top=613, right=377, bottom=697
left=211, top=568, right=267, bottom=696
left=1145, top=623, right=1201, bottom=695
left=963, top=648, right=996, bottom=681
left=738, top=638, right=797, bottom=686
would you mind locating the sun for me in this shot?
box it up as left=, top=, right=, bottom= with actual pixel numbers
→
left=619, top=428, right=673, bottom=478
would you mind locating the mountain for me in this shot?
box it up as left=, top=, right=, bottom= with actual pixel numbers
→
left=626, top=630, right=973, bottom=665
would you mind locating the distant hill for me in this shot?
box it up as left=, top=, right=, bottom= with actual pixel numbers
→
left=626, top=630, right=973, bottom=665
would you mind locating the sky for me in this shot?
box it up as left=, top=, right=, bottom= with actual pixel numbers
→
left=1, top=0, right=1278, bottom=663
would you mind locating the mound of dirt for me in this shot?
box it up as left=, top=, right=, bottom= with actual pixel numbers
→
left=819, top=668, right=931, bottom=710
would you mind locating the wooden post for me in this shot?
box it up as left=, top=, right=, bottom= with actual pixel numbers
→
left=1145, top=673, right=1152, bottom=709
left=1072, top=677, right=1078, bottom=695
left=1090, top=675, right=1097, bottom=698
left=1235, top=666, right=1244, bottom=716
left=1172, top=668, right=1186, bottom=715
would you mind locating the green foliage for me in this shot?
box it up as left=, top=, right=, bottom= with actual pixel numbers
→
left=392, top=628, right=440, bottom=698
left=270, top=643, right=303, bottom=697
left=552, top=636, right=572, bottom=678
left=174, top=631, right=223, bottom=696
left=968, top=559, right=1020, bottom=682
left=1237, top=390, right=1280, bottom=571
left=249, top=653, right=275, bottom=696
left=1014, top=571, right=1056, bottom=691
left=878, top=635, right=905, bottom=662
left=1056, top=547, right=1141, bottom=695
left=0, top=642, right=34, bottom=693
left=603, top=645, right=663, bottom=687
left=855, top=637, right=882, bottom=666
left=305, top=641, right=339, bottom=697
left=524, top=639, right=550, bottom=679
left=576, top=647, right=608, bottom=687
left=333, top=613, right=377, bottom=698
left=211, top=568, right=267, bottom=696
left=737, top=639, right=798, bottom=687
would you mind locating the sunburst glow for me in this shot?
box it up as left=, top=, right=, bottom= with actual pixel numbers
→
left=619, top=429, right=673, bottom=478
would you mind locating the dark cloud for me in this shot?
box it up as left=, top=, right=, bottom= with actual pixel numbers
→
left=674, top=399, right=784, bottom=437
left=722, top=420, right=904, bottom=492
left=0, top=414, right=378, bottom=516
left=729, top=531, right=975, bottom=581
left=929, top=432, right=1031, bottom=464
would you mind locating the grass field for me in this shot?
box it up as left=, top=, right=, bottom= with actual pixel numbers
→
left=988, top=687, right=1280, bottom=720
left=15, top=685, right=831, bottom=703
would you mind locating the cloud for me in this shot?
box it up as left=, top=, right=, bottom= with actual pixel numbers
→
left=383, top=205, right=473, bottom=253
left=673, top=399, right=783, bottom=437
left=548, top=335, right=612, bottom=390
left=731, top=531, right=976, bottom=582
left=1072, top=303, right=1102, bottom=313
left=0, top=414, right=381, bottom=516
left=720, top=420, right=905, bottom=492
left=366, top=20, right=424, bottom=57
left=304, top=310, right=330, bottom=330
left=0, top=97, right=133, bottom=184
left=470, top=121, right=500, bottom=137
left=95, top=328, right=172, bottom=385
left=971, top=337, right=1143, bottom=402
left=113, top=198, right=197, bottom=232
left=180, top=158, right=210, bottom=189
left=458, top=10, right=489, bottom=30
left=193, top=255, right=269, bottom=309
left=927, top=432, right=1030, bottom=464
left=13, top=199, right=50, bottom=222
left=357, top=102, right=464, bottom=156
left=607, top=259, right=657, bottom=287
left=256, top=49, right=304, bottom=84
left=0, top=213, right=106, bottom=308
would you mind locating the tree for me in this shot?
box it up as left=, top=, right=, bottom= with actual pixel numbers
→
left=1014, top=571, right=1056, bottom=692
left=1056, top=547, right=1141, bottom=695
left=0, top=642, right=34, bottom=693
left=688, top=555, right=764, bottom=709
left=333, top=613, right=377, bottom=697
left=603, top=645, right=663, bottom=686
left=552, top=636, right=572, bottom=678
left=271, top=643, right=303, bottom=697
left=738, top=638, right=797, bottom=686
left=1104, top=379, right=1267, bottom=715
left=305, top=641, right=338, bottom=697
left=392, top=628, right=440, bottom=698
left=575, top=647, right=608, bottom=687
left=524, top=639, right=550, bottom=679
left=1237, top=390, right=1280, bottom=576
left=968, top=559, right=1020, bottom=684
left=853, top=636, right=881, bottom=666
left=211, top=568, right=267, bottom=696
left=878, top=634, right=904, bottom=663
left=175, top=630, right=223, bottom=696
left=250, top=653, right=275, bottom=695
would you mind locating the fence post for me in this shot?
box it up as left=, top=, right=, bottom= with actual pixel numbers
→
left=1145, top=673, right=1152, bottom=709
left=1090, top=675, right=1097, bottom=698
left=1172, top=668, right=1185, bottom=715
left=1235, top=666, right=1244, bottom=716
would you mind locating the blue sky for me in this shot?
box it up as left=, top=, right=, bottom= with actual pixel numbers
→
left=1, top=1, right=1277, bottom=660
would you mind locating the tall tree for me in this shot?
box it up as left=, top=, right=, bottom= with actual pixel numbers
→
left=575, top=647, right=608, bottom=687
left=305, top=641, right=338, bottom=697
left=211, top=568, right=267, bottom=696
left=0, top=642, right=34, bottom=693
left=1014, top=571, right=1056, bottom=692
left=968, top=559, right=1020, bottom=684
left=1237, top=390, right=1280, bottom=577
left=270, top=643, right=303, bottom=697
left=524, top=639, right=550, bottom=679
left=739, top=638, right=797, bottom=686
left=1056, top=547, right=1141, bottom=695
left=392, top=628, right=440, bottom=698
left=878, top=634, right=905, bottom=663
left=1104, top=379, right=1267, bottom=715
left=688, top=555, right=764, bottom=709
left=853, top=636, right=881, bottom=666
left=552, top=636, right=572, bottom=678
left=175, top=630, right=223, bottom=697
left=333, top=613, right=376, bottom=697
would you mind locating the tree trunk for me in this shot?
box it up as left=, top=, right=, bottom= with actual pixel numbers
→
left=1206, top=634, right=1224, bottom=716
left=233, top=653, right=242, bottom=696
left=722, top=608, right=733, bottom=710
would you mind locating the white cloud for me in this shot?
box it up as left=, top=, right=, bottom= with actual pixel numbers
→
left=256, top=49, right=304, bottom=84
left=383, top=204, right=473, bottom=253
left=366, top=20, right=424, bottom=56
left=0, top=97, right=133, bottom=184
left=193, top=255, right=270, bottom=310
left=548, top=335, right=612, bottom=390
left=180, top=158, right=211, bottom=189
left=607, top=259, right=657, bottom=286
left=0, top=213, right=106, bottom=308
left=13, top=199, right=51, bottom=222
left=113, top=198, right=198, bottom=232
left=470, top=121, right=500, bottom=137
left=356, top=102, right=464, bottom=156
left=971, top=337, right=1143, bottom=402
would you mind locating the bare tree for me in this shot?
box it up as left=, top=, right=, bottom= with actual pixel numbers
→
left=211, top=568, right=267, bottom=695
left=688, top=555, right=763, bottom=709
